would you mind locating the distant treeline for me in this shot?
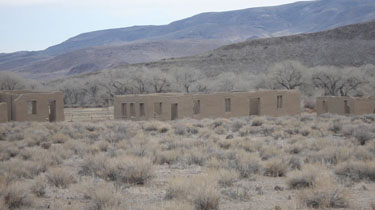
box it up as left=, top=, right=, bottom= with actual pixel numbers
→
left=1, top=60, right=375, bottom=108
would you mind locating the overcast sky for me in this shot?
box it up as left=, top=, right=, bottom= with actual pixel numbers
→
left=0, top=0, right=300, bottom=53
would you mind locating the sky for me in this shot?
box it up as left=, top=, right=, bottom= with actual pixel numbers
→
left=0, top=0, right=300, bottom=53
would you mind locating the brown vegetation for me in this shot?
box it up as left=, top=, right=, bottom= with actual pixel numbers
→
left=0, top=113, right=375, bottom=209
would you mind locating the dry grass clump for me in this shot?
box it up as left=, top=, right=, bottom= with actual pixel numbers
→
left=251, top=117, right=264, bottom=126
left=191, top=176, right=220, bottom=210
left=1, top=182, right=33, bottom=210
left=335, top=161, right=375, bottom=182
left=229, top=152, right=262, bottom=178
left=286, top=165, right=329, bottom=189
left=165, top=175, right=220, bottom=210
left=353, top=127, right=373, bottom=145
left=298, top=187, right=349, bottom=209
left=296, top=168, right=350, bottom=209
left=328, top=120, right=342, bottom=133
left=79, top=153, right=108, bottom=177
left=30, top=176, right=47, bottom=197
left=165, top=177, right=190, bottom=200
left=51, top=133, right=70, bottom=144
left=214, top=169, right=239, bottom=188
left=154, top=150, right=180, bottom=165
left=263, top=159, right=288, bottom=177
left=46, top=167, right=76, bottom=188
left=83, top=181, right=122, bottom=210
left=106, top=156, right=153, bottom=185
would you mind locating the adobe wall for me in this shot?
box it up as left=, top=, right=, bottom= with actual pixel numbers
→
left=0, top=102, right=8, bottom=123
left=114, top=93, right=190, bottom=121
left=316, top=97, right=352, bottom=115
left=114, top=90, right=301, bottom=121
left=316, top=97, right=375, bottom=115
left=353, top=99, right=375, bottom=115
left=12, top=92, right=64, bottom=122
left=191, top=92, right=251, bottom=119
left=0, top=93, right=14, bottom=121
left=250, top=90, right=301, bottom=117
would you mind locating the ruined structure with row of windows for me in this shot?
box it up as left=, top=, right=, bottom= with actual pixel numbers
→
left=1, top=89, right=375, bottom=123
left=0, top=90, right=64, bottom=123
left=114, top=90, right=301, bottom=121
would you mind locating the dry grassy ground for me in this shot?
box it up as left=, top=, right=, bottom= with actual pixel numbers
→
left=1, top=114, right=375, bottom=210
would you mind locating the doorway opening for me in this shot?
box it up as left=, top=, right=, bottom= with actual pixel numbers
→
left=49, top=100, right=56, bottom=122
left=171, top=103, right=178, bottom=120
left=249, top=97, right=260, bottom=115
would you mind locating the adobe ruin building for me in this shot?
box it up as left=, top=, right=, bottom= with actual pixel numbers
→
left=114, top=90, right=301, bottom=121
left=0, top=90, right=64, bottom=123
left=316, top=96, right=375, bottom=116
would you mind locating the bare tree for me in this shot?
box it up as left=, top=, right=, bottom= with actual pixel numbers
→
left=149, top=70, right=171, bottom=93
left=129, top=69, right=149, bottom=94
left=174, top=68, right=202, bottom=93
left=312, top=66, right=365, bottom=96
left=0, top=72, right=26, bottom=90
left=269, top=60, right=306, bottom=89
left=59, top=80, right=86, bottom=105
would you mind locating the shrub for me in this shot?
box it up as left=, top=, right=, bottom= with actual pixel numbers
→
left=300, top=115, right=314, bottom=122
left=2, top=182, right=33, bottom=209
left=328, top=121, right=342, bottom=134
left=221, top=186, right=251, bottom=201
left=46, top=167, right=76, bottom=188
left=216, top=169, right=239, bottom=187
left=298, top=188, right=349, bottom=209
left=51, top=133, right=70, bottom=144
left=165, top=175, right=220, bottom=210
left=79, top=153, right=108, bottom=177
left=174, top=126, right=186, bottom=136
left=84, top=182, right=121, bottom=210
left=229, top=152, right=261, bottom=178
left=232, top=120, right=245, bottom=132
left=288, top=157, right=302, bottom=170
left=185, top=151, right=207, bottom=166
left=165, top=177, right=189, bottom=200
left=106, top=156, right=153, bottom=185
left=335, top=161, right=375, bottom=182
left=30, top=176, right=47, bottom=197
left=154, top=150, right=180, bottom=165
left=263, top=159, right=288, bottom=177
left=354, top=127, right=373, bottom=145
left=251, top=118, right=263, bottom=127
left=287, top=166, right=319, bottom=189
left=191, top=176, right=220, bottom=210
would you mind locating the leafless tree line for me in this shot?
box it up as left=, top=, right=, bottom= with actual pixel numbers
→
left=1, top=61, right=374, bottom=106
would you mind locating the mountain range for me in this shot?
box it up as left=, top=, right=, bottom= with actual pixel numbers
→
left=120, top=20, right=375, bottom=77
left=1, top=0, right=375, bottom=79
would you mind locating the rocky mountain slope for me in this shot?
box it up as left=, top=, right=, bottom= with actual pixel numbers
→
left=1, top=0, right=375, bottom=79
left=114, top=20, right=375, bottom=76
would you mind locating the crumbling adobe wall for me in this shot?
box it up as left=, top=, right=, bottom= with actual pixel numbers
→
left=12, top=92, right=64, bottom=122
left=250, top=90, right=301, bottom=117
left=114, top=94, right=191, bottom=121
left=316, top=96, right=375, bottom=116
left=353, top=99, right=375, bottom=115
left=316, top=97, right=348, bottom=115
left=191, top=92, right=251, bottom=119
left=114, top=90, right=301, bottom=121
left=0, top=93, right=14, bottom=121
left=0, top=102, right=8, bottom=123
